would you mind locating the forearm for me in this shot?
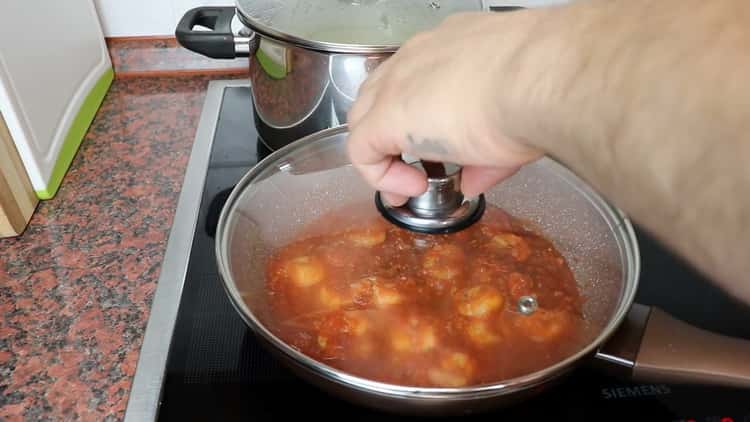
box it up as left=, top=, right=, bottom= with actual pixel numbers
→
left=503, top=0, right=750, bottom=301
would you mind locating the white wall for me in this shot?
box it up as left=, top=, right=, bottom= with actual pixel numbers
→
left=94, top=0, right=570, bottom=37
left=94, top=0, right=233, bottom=37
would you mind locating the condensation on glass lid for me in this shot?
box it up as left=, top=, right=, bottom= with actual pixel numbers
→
left=235, top=0, right=484, bottom=46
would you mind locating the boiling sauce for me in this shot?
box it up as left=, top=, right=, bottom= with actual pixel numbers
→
left=260, top=206, right=586, bottom=387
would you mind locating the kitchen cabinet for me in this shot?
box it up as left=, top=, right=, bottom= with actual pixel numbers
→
left=0, top=0, right=113, bottom=201
left=0, top=112, right=37, bottom=237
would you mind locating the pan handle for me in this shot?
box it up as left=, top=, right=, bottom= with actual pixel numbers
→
left=175, top=6, right=258, bottom=58
left=595, top=304, right=750, bottom=388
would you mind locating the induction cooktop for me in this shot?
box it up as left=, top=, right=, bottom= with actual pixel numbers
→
left=124, top=81, right=750, bottom=422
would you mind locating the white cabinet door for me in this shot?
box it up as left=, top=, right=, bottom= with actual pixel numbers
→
left=0, top=0, right=113, bottom=199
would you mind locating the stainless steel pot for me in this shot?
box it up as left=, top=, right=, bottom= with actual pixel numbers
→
left=215, top=126, right=750, bottom=415
left=176, top=0, right=484, bottom=150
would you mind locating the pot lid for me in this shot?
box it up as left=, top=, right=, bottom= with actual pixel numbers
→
left=375, top=161, right=487, bottom=234
left=215, top=125, right=641, bottom=394
left=234, top=0, right=485, bottom=53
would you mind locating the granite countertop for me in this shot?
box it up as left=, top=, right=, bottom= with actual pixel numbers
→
left=0, top=75, right=239, bottom=421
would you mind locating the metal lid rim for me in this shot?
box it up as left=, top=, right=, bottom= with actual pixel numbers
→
left=235, top=9, right=401, bottom=54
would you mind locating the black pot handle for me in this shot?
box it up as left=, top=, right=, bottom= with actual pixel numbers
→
left=176, top=6, right=243, bottom=59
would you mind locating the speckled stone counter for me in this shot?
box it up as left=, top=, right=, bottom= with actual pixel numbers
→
left=0, top=75, right=242, bottom=421
left=107, top=38, right=248, bottom=78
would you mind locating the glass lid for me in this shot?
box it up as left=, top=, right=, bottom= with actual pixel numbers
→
left=235, top=0, right=486, bottom=53
left=216, top=125, right=640, bottom=392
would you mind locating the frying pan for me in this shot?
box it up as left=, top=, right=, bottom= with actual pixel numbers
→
left=215, top=125, right=750, bottom=415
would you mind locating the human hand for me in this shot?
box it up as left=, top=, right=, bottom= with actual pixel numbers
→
left=346, top=11, right=544, bottom=206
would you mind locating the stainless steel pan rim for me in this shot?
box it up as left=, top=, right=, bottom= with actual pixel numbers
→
left=215, top=125, right=641, bottom=400
left=233, top=0, right=487, bottom=54
left=236, top=12, right=401, bottom=54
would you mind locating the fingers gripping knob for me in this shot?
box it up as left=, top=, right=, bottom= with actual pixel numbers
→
left=375, top=161, right=485, bottom=234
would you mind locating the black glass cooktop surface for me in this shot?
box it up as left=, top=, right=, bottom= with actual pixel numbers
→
left=156, top=86, right=750, bottom=422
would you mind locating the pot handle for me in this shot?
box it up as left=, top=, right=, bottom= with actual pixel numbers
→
left=175, top=6, right=258, bottom=59
left=595, top=304, right=750, bottom=388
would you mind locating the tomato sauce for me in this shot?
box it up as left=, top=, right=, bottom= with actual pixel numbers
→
left=260, top=206, right=585, bottom=387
